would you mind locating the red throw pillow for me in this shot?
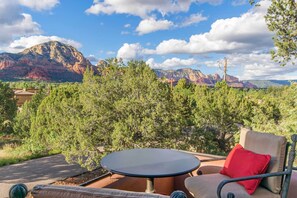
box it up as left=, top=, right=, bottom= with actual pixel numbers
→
left=220, top=144, right=271, bottom=195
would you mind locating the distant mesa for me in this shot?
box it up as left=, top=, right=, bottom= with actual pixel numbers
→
left=0, top=41, right=96, bottom=82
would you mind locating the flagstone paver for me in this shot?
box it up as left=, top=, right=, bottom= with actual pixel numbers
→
left=0, top=154, right=87, bottom=198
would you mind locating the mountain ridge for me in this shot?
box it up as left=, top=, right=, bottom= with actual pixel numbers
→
left=0, top=41, right=95, bottom=82
left=154, top=68, right=257, bottom=88
left=1, top=41, right=292, bottom=88
left=243, top=80, right=297, bottom=88
left=0, top=41, right=255, bottom=87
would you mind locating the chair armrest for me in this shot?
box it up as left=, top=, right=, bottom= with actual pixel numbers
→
left=216, top=170, right=290, bottom=198
left=197, top=158, right=226, bottom=175
left=197, top=165, right=223, bottom=175
left=200, top=157, right=226, bottom=163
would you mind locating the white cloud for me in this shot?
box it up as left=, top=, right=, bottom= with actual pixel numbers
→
left=86, top=54, right=99, bottom=63
left=117, top=0, right=272, bottom=56
left=106, top=51, right=115, bottom=55
left=231, top=0, right=247, bottom=6
left=86, top=0, right=223, bottom=18
left=0, top=13, right=41, bottom=46
left=196, top=0, right=223, bottom=5
left=117, top=43, right=155, bottom=60
left=0, top=0, right=22, bottom=25
left=86, top=0, right=222, bottom=35
left=201, top=53, right=297, bottom=80
left=0, top=0, right=61, bottom=51
left=181, top=13, right=208, bottom=27
left=117, top=43, right=144, bottom=60
left=86, top=0, right=189, bottom=18
left=0, top=0, right=63, bottom=51
left=227, top=53, right=297, bottom=80
left=146, top=57, right=198, bottom=69
left=154, top=36, right=249, bottom=54
left=4, top=35, right=82, bottom=53
left=121, top=31, right=130, bottom=35
left=208, top=4, right=271, bottom=44
left=136, top=18, right=173, bottom=35
left=16, top=13, right=41, bottom=34
left=155, top=1, right=272, bottom=54
left=19, top=0, right=59, bottom=11
left=124, top=24, right=131, bottom=28
left=114, top=0, right=296, bottom=80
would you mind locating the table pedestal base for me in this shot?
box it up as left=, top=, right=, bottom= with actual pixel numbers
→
left=145, top=178, right=155, bottom=193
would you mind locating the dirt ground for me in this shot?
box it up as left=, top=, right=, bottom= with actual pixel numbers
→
left=53, top=168, right=107, bottom=186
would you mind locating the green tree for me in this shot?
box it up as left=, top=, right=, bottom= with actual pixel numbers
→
left=0, top=82, right=17, bottom=134
left=30, top=83, right=82, bottom=155
left=13, top=90, right=47, bottom=138
left=266, top=0, right=297, bottom=65
left=250, top=0, right=297, bottom=66
left=30, top=61, right=183, bottom=170
left=244, top=87, right=281, bottom=132
left=278, top=84, right=297, bottom=136
left=77, top=65, right=123, bottom=168
left=172, top=78, right=196, bottom=150
left=192, top=82, right=251, bottom=153
left=111, top=61, right=181, bottom=150
left=80, top=61, right=182, bottom=152
left=172, top=79, right=195, bottom=127
left=245, top=84, right=297, bottom=140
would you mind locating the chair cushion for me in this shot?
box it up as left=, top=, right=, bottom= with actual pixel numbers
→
left=185, top=174, right=280, bottom=198
left=31, top=185, right=169, bottom=198
left=198, top=165, right=223, bottom=175
left=239, top=128, right=287, bottom=193
left=220, top=144, right=271, bottom=194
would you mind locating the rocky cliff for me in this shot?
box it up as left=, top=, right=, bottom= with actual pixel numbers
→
left=154, top=68, right=257, bottom=88
left=0, top=41, right=94, bottom=82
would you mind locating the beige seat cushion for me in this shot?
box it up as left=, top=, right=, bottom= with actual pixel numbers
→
left=185, top=174, right=280, bottom=198
left=31, top=185, right=169, bottom=198
left=239, top=128, right=287, bottom=193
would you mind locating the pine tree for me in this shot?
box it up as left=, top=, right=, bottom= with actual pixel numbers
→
left=250, top=0, right=297, bottom=66
left=0, top=82, right=17, bottom=134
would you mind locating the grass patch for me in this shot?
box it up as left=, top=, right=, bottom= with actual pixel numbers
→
left=0, top=135, right=60, bottom=167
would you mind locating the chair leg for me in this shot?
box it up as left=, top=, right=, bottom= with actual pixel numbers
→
left=281, top=134, right=297, bottom=197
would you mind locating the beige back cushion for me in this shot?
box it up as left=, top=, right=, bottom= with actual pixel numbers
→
left=239, top=128, right=287, bottom=194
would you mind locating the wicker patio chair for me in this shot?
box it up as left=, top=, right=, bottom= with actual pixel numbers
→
left=185, top=127, right=297, bottom=198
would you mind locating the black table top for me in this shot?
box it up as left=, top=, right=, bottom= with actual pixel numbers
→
left=100, top=148, right=200, bottom=178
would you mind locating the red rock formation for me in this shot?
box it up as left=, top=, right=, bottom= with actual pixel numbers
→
left=213, top=73, right=221, bottom=81
left=154, top=68, right=257, bottom=88
left=0, top=41, right=97, bottom=82
left=26, top=68, right=50, bottom=81
left=226, top=75, right=239, bottom=83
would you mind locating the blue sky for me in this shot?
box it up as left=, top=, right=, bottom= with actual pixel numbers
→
left=1, top=0, right=297, bottom=80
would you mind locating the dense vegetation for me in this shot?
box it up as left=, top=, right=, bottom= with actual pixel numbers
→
left=0, top=82, right=17, bottom=134
left=1, top=60, right=296, bottom=169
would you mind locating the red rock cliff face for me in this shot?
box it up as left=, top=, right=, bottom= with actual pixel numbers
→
left=0, top=41, right=96, bottom=82
left=0, top=54, right=17, bottom=69
left=154, top=68, right=257, bottom=88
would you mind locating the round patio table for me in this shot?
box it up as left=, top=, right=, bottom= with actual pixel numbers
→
left=100, top=148, right=200, bottom=193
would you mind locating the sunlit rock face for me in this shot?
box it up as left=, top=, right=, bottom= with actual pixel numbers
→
left=0, top=41, right=95, bottom=82
left=154, top=68, right=257, bottom=88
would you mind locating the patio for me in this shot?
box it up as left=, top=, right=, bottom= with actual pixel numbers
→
left=84, top=152, right=224, bottom=197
